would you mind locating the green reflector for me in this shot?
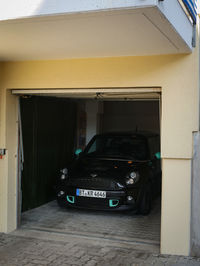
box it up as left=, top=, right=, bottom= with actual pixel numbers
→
left=109, top=199, right=119, bottom=207
left=66, top=196, right=75, bottom=204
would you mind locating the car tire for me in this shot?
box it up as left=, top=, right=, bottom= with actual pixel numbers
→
left=57, top=198, right=66, bottom=208
left=139, top=186, right=152, bottom=215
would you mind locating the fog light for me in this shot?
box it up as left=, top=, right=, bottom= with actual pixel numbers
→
left=127, top=196, right=133, bottom=201
left=126, top=178, right=134, bottom=185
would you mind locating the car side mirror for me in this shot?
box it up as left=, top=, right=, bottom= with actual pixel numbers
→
left=154, top=152, right=161, bottom=160
left=75, top=148, right=83, bottom=157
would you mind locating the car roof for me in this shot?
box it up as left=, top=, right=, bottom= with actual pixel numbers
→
left=95, top=131, right=159, bottom=138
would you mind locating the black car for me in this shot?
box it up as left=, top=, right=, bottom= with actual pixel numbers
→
left=56, top=132, right=161, bottom=214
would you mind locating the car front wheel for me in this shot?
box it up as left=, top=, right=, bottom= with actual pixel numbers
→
left=57, top=198, right=67, bottom=208
left=139, top=186, right=152, bottom=215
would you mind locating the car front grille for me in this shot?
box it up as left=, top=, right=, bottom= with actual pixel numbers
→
left=68, top=177, right=119, bottom=190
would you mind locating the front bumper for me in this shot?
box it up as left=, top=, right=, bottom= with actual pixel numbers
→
left=57, top=186, right=139, bottom=211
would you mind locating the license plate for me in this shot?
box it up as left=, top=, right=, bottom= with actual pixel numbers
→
left=76, top=188, right=106, bottom=198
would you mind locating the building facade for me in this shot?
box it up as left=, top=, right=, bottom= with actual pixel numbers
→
left=0, top=0, right=200, bottom=257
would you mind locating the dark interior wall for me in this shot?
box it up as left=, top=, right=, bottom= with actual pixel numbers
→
left=102, top=101, right=160, bottom=133
left=20, top=96, right=77, bottom=211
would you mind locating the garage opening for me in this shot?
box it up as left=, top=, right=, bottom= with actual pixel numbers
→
left=14, top=87, right=161, bottom=250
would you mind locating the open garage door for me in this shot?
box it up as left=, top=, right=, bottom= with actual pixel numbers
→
left=13, top=87, right=161, bottom=209
left=13, top=87, right=162, bottom=250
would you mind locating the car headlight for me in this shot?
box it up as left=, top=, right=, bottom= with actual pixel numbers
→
left=60, top=168, right=68, bottom=180
left=126, top=171, right=139, bottom=185
left=60, top=168, right=68, bottom=175
left=61, top=174, right=66, bottom=180
left=58, top=190, right=65, bottom=197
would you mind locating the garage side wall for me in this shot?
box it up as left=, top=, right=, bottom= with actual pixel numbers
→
left=5, top=91, right=18, bottom=232
left=0, top=43, right=199, bottom=256
left=0, top=63, right=5, bottom=147
left=0, top=63, right=7, bottom=233
left=0, top=61, right=18, bottom=232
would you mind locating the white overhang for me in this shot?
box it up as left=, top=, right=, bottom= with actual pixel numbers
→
left=0, top=1, right=194, bottom=61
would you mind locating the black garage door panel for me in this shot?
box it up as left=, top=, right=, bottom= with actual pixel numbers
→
left=20, top=96, right=77, bottom=211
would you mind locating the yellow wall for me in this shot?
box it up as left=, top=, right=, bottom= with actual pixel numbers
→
left=0, top=63, right=6, bottom=232
left=0, top=46, right=199, bottom=256
left=161, top=159, right=192, bottom=255
left=3, top=53, right=199, bottom=158
left=0, top=65, right=18, bottom=233
left=0, top=62, right=5, bottom=147
left=5, top=91, right=18, bottom=232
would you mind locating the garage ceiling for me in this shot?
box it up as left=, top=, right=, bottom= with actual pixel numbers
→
left=0, top=7, right=191, bottom=61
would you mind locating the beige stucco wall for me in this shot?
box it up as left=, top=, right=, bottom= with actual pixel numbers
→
left=161, top=159, right=192, bottom=255
left=3, top=53, right=199, bottom=157
left=0, top=63, right=5, bottom=147
left=0, top=63, right=6, bottom=232
left=0, top=66, right=18, bottom=232
left=5, top=90, right=18, bottom=232
left=0, top=44, right=199, bottom=255
left=0, top=64, right=18, bottom=233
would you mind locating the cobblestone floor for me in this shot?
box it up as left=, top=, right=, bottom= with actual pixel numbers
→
left=0, top=232, right=200, bottom=266
left=20, top=199, right=161, bottom=243
left=0, top=199, right=199, bottom=265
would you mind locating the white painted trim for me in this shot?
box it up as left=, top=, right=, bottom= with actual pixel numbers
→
left=12, top=87, right=161, bottom=94
left=12, top=87, right=161, bottom=100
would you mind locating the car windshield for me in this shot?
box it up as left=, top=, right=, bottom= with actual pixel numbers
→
left=85, top=135, right=148, bottom=160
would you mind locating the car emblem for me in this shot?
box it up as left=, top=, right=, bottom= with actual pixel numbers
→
left=90, top=173, right=97, bottom=178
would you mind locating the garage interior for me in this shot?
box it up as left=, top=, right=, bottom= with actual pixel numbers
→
left=16, top=88, right=161, bottom=249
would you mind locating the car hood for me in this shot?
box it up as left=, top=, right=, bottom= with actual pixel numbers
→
left=65, top=156, right=149, bottom=190
left=69, top=156, right=147, bottom=180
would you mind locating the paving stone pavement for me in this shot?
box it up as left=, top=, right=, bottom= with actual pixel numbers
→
left=0, top=232, right=200, bottom=266
left=20, top=199, right=161, bottom=243
left=0, top=199, right=200, bottom=265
